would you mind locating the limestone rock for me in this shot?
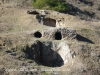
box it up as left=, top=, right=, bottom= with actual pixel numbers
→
left=40, top=10, right=49, bottom=16
left=32, top=28, right=77, bottom=40
left=56, top=18, right=65, bottom=27
left=25, top=41, right=75, bottom=67
left=43, top=28, right=77, bottom=40
left=57, top=42, right=75, bottom=64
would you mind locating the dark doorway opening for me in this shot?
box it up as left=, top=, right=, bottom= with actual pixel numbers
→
left=43, top=18, right=56, bottom=27
left=34, top=32, right=42, bottom=38
left=55, top=32, right=62, bottom=40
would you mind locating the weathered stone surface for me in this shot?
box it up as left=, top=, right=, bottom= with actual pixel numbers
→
left=25, top=41, right=75, bottom=67
left=40, top=10, right=49, bottom=16
left=32, top=28, right=77, bottom=40
left=33, top=10, right=66, bottom=27
left=56, top=18, right=65, bottom=27
left=57, top=42, right=75, bottom=64
left=0, top=0, right=100, bottom=75
left=36, top=15, right=66, bottom=27
left=43, top=28, right=77, bottom=40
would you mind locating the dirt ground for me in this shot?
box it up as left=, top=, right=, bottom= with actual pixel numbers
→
left=0, top=0, right=100, bottom=75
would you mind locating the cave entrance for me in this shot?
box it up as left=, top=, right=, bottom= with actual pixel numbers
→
left=34, top=32, right=42, bottom=38
left=43, top=18, right=56, bottom=27
left=55, top=32, right=62, bottom=40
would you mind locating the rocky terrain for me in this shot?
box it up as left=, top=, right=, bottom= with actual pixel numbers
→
left=0, top=0, right=100, bottom=75
left=66, top=0, right=100, bottom=21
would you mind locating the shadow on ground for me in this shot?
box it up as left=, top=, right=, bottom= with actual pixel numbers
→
left=79, top=0, right=93, bottom=6
left=77, top=34, right=94, bottom=44
left=66, top=4, right=95, bottom=20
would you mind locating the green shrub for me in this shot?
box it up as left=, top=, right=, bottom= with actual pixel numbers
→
left=32, top=0, right=48, bottom=9
left=32, top=0, right=69, bottom=12
left=52, top=3, right=69, bottom=12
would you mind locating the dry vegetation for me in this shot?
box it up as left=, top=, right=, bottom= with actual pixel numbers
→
left=0, top=0, right=100, bottom=75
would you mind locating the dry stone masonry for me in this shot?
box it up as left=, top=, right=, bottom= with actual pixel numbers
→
left=33, top=28, right=77, bottom=40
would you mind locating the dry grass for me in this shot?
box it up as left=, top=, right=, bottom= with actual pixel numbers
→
left=0, top=0, right=100, bottom=75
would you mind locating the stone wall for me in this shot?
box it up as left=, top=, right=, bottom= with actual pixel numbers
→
left=33, top=28, right=77, bottom=40
left=43, top=28, right=77, bottom=40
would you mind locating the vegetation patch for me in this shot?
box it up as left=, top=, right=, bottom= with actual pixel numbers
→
left=32, top=0, right=70, bottom=12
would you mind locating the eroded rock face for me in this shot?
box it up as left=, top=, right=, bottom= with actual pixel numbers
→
left=31, top=10, right=66, bottom=27
left=24, top=41, right=75, bottom=67
left=56, top=18, right=65, bottom=27
left=33, top=28, right=77, bottom=40
left=57, top=42, right=75, bottom=64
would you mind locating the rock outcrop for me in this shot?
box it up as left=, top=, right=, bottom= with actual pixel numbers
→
left=33, top=28, right=77, bottom=40
left=27, top=10, right=67, bottom=27
left=24, top=41, right=75, bottom=67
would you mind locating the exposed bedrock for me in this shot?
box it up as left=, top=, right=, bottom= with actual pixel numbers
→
left=24, top=41, right=75, bottom=67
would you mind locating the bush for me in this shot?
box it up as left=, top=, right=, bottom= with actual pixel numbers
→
left=32, top=0, right=69, bottom=12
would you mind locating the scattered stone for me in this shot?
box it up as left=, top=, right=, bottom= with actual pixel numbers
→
left=57, top=42, right=75, bottom=64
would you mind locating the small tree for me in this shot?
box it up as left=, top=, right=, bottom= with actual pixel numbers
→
left=32, top=0, right=69, bottom=12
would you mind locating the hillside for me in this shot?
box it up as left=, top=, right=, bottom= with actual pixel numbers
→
left=66, top=0, right=100, bottom=21
left=0, top=0, right=100, bottom=75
